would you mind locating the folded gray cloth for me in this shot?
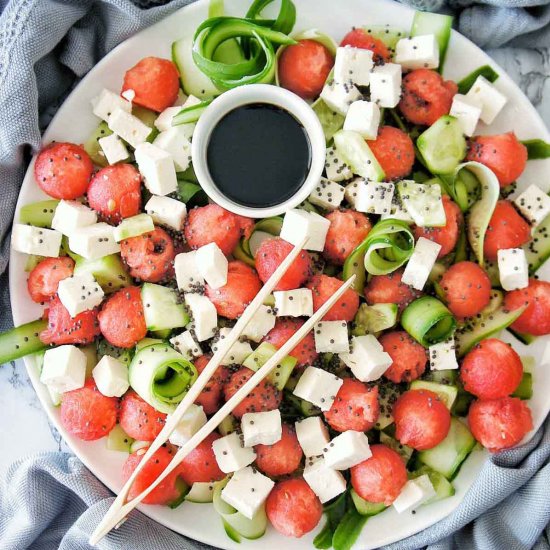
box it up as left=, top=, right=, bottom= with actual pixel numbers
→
left=0, top=0, right=549, bottom=549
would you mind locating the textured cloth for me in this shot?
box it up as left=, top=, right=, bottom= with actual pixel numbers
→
left=0, top=0, right=549, bottom=549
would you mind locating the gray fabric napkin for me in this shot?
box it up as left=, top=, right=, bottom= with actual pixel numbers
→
left=0, top=0, right=549, bottom=549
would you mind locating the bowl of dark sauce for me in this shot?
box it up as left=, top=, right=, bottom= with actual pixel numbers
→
left=192, top=84, right=326, bottom=218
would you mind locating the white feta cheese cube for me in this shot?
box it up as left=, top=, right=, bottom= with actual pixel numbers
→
left=50, top=200, right=97, bottom=236
left=309, top=177, right=345, bottom=210
left=303, top=456, right=347, bottom=503
left=449, top=94, right=482, bottom=137
left=113, top=214, right=155, bottom=242
left=325, top=146, right=353, bottom=182
left=153, top=127, right=192, bottom=172
left=241, top=410, right=282, bottom=447
left=241, top=305, right=276, bottom=342
left=212, top=328, right=254, bottom=366
left=324, top=430, right=372, bottom=470
left=120, top=89, right=135, bottom=102
left=170, top=330, right=203, bottom=360
left=280, top=209, right=331, bottom=252
left=314, top=321, right=349, bottom=353
left=343, top=100, right=381, bottom=140
left=395, top=34, right=439, bottom=70
left=497, top=248, right=529, bottom=291
left=465, top=76, right=507, bottom=125
left=92, top=355, right=129, bottom=397
left=68, top=223, right=120, bottom=260
left=274, top=289, right=313, bottom=317
left=295, top=417, right=330, bottom=457
left=397, top=180, right=446, bottom=227
left=107, top=108, right=151, bottom=148
left=98, top=133, right=129, bottom=165
left=185, top=293, right=217, bottom=342
left=154, top=106, right=181, bottom=131
left=91, top=89, right=131, bottom=122
left=381, top=192, right=414, bottom=223
left=57, top=273, right=104, bottom=317
left=514, top=184, right=550, bottom=227
left=195, top=242, right=228, bottom=289
left=355, top=180, right=395, bottom=215
left=212, top=432, right=256, bottom=474
left=134, top=142, right=177, bottom=196
left=11, top=224, right=62, bottom=257
left=167, top=404, right=207, bottom=447
left=340, top=335, right=392, bottom=382
left=334, top=46, right=374, bottom=87
left=370, top=63, right=402, bottom=108
left=221, top=466, right=275, bottom=519
left=320, top=80, right=363, bottom=116
left=145, top=195, right=187, bottom=231
left=402, top=237, right=442, bottom=291
left=40, top=345, right=86, bottom=394
left=393, top=475, right=436, bottom=514
left=174, top=251, right=204, bottom=292
left=429, top=337, right=459, bottom=370
left=293, top=366, right=344, bottom=411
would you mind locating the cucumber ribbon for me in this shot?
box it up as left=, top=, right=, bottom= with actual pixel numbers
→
left=128, top=343, right=198, bottom=414
left=234, top=216, right=283, bottom=266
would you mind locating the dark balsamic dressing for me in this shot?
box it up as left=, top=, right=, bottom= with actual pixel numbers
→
left=206, top=103, right=312, bottom=208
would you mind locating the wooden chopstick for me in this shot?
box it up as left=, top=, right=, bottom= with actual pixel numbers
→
left=90, top=273, right=356, bottom=545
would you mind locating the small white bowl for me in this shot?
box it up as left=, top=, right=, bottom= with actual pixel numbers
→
left=191, top=84, right=326, bottom=218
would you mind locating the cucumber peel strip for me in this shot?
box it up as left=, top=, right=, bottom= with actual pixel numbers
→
left=172, top=99, right=212, bottom=126
left=241, top=216, right=283, bottom=257
left=402, top=296, right=456, bottom=347
left=521, top=138, right=550, bottom=160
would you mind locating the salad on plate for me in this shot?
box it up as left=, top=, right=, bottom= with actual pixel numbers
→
left=3, top=0, right=550, bottom=548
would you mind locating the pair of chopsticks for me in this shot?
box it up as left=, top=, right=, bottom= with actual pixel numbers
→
left=90, top=237, right=356, bottom=544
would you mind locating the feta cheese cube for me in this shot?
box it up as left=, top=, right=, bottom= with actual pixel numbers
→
left=212, top=328, right=253, bottom=366
left=334, top=46, right=374, bottom=87
left=354, top=180, right=395, bottom=215
left=429, top=337, right=459, bottom=370
left=68, top=223, right=120, bottom=260
left=92, top=355, right=129, bottom=397
left=293, top=366, right=344, bottom=411
left=514, top=184, right=550, bottom=227
left=241, top=410, right=282, bottom=447
left=280, top=209, right=331, bottom=252
left=381, top=192, right=414, bottom=223
left=153, top=127, right=192, bottom=172
left=174, top=251, right=204, bottom=292
left=314, top=321, right=349, bottom=353
left=325, top=146, right=353, bottom=182
left=98, top=133, right=129, bottom=165
left=145, top=195, right=187, bottom=231
left=170, top=330, right=203, bottom=360
left=303, top=456, right=347, bottom=503
left=320, top=80, right=363, bottom=115
left=154, top=106, right=181, bottom=131
left=195, top=242, right=228, bottom=289
left=91, top=89, right=131, bottom=122
left=343, top=100, right=381, bottom=140
left=309, top=177, right=345, bottom=210
left=40, top=345, right=86, bottom=394
left=185, top=293, right=217, bottom=342
left=212, top=432, right=256, bottom=473
left=107, top=108, right=151, bottom=148
left=395, top=34, right=439, bottom=70
left=402, top=237, right=442, bottom=291
left=370, top=63, right=402, bottom=108
left=274, top=289, right=313, bottom=317
left=340, top=335, right=392, bottom=382
left=221, top=466, right=275, bottom=519
left=241, top=305, right=276, bottom=342
left=57, top=273, right=104, bottom=317
left=120, top=89, right=135, bottom=102
left=134, top=142, right=177, bottom=196
left=393, top=475, right=436, bottom=514
left=167, top=404, right=207, bottom=446
left=295, top=417, right=330, bottom=457
left=51, top=200, right=98, bottom=236
left=466, top=76, right=507, bottom=125
left=449, top=94, right=482, bottom=137
left=11, top=224, right=62, bottom=257
left=324, top=431, right=372, bottom=470
left=498, top=248, right=529, bottom=291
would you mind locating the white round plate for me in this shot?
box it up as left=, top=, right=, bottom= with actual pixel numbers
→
left=9, top=0, right=550, bottom=548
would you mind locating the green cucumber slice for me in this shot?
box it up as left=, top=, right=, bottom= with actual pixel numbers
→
left=481, top=290, right=504, bottom=316
left=242, top=341, right=297, bottom=390
left=19, top=200, right=59, bottom=228
left=130, top=440, right=150, bottom=453
left=232, top=240, right=256, bottom=267
left=411, top=11, right=453, bottom=71
left=512, top=371, right=533, bottom=400
left=521, top=139, right=550, bottom=160
left=334, top=130, right=385, bottom=181
left=0, top=319, right=48, bottom=364
left=397, top=180, right=446, bottom=227
left=135, top=337, right=164, bottom=352
left=24, top=255, right=45, bottom=273
left=423, top=369, right=458, bottom=386
left=172, top=100, right=212, bottom=126
left=457, top=65, right=499, bottom=95
left=185, top=481, right=215, bottom=503
left=80, top=344, right=98, bottom=377
left=352, top=303, right=398, bottom=336
left=113, top=214, right=154, bottom=242
left=84, top=121, right=113, bottom=167
left=312, top=98, right=345, bottom=144
left=366, top=24, right=408, bottom=51
left=401, top=297, right=456, bottom=347
left=73, top=254, right=131, bottom=294
left=524, top=213, right=550, bottom=275
left=167, top=477, right=191, bottom=509
left=410, top=380, right=458, bottom=410
left=410, top=466, right=455, bottom=504
left=218, top=414, right=238, bottom=436
left=242, top=216, right=283, bottom=257
left=141, top=283, right=189, bottom=331
left=106, top=424, right=134, bottom=452
left=417, top=116, right=467, bottom=175
left=379, top=432, right=413, bottom=463
left=350, top=490, right=387, bottom=517
left=508, top=328, right=537, bottom=346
